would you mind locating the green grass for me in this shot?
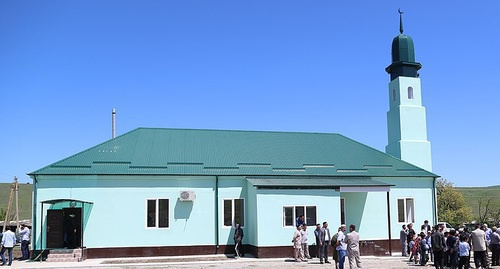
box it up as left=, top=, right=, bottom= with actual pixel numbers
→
left=457, top=185, right=500, bottom=219
left=0, top=182, right=33, bottom=220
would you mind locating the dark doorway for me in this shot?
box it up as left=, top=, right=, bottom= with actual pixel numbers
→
left=45, top=208, right=82, bottom=249
left=63, top=207, right=82, bottom=248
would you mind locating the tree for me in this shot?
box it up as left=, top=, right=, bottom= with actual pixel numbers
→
left=437, top=178, right=473, bottom=226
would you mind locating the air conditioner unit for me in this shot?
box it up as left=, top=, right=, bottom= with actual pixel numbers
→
left=179, top=191, right=196, bottom=201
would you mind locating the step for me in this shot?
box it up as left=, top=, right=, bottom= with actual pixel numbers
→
left=45, top=257, right=80, bottom=262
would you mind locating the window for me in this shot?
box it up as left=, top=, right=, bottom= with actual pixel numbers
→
left=146, top=199, right=169, bottom=228
left=283, top=206, right=317, bottom=227
left=392, top=89, right=396, bottom=101
left=397, top=198, right=415, bottom=223
left=407, top=86, right=414, bottom=99
left=340, top=198, right=346, bottom=225
left=223, top=199, right=244, bottom=227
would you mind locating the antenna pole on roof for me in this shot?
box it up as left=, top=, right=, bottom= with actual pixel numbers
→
left=112, top=108, right=116, bottom=139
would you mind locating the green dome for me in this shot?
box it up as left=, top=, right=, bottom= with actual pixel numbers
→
left=391, top=34, right=416, bottom=63
left=385, top=10, right=421, bottom=80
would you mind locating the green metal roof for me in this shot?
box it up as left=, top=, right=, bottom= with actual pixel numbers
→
left=30, top=128, right=437, bottom=177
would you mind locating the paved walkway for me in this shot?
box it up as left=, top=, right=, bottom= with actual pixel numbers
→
left=5, top=255, right=435, bottom=269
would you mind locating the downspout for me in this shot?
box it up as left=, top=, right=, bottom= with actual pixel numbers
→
left=433, top=177, right=438, bottom=224
left=32, top=175, right=38, bottom=256
left=215, top=176, right=219, bottom=254
left=386, top=191, right=392, bottom=256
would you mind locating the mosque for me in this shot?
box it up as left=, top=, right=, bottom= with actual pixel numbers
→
left=29, top=12, right=437, bottom=259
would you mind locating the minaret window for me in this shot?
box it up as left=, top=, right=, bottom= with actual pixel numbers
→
left=407, top=86, right=414, bottom=99
left=393, top=89, right=396, bottom=101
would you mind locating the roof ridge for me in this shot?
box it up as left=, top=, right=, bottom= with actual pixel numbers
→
left=136, top=127, right=342, bottom=136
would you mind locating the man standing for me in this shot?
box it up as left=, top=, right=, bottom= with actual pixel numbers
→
left=292, top=225, right=305, bottom=262
left=489, top=226, right=499, bottom=266
left=431, top=224, right=446, bottom=269
left=407, top=223, right=416, bottom=256
left=0, top=227, right=16, bottom=266
left=301, top=224, right=311, bottom=259
left=337, top=224, right=347, bottom=269
left=421, top=220, right=431, bottom=233
left=18, top=224, right=31, bottom=260
left=400, top=224, right=408, bottom=256
left=314, top=224, right=322, bottom=258
left=345, top=224, right=362, bottom=269
left=318, top=222, right=331, bottom=264
left=471, top=224, right=487, bottom=269
left=234, top=223, right=244, bottom=258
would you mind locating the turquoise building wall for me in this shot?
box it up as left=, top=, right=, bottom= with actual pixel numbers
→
left=33, top=174, right=435, bottom=254
left=34, top=175, right=217, bottom=249
left=386, top=77, right=432, bottom=171
left=255, top=188, right=340, bottom=246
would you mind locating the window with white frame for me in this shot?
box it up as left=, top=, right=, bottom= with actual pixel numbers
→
left=146, top=198, right=169, bottom=228
left=397, top=198, right=415, bottom=223
left=283, top=206, right=317, bottom=227
left=223, top=199, right=244, bottom=227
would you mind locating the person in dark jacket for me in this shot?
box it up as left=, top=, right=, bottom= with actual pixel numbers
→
left=234, top=224, right=244, bottom=257
left=431, top=225, right=447, bottom=269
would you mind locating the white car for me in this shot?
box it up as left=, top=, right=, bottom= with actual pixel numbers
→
left=437, top=222, right=453, bottom=233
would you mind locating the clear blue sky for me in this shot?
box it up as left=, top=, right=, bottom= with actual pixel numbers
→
left=1, top=1, right=498, bottom=187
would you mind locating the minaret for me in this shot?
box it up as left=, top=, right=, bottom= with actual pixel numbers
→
left=385, top=10, right=432, bottom=171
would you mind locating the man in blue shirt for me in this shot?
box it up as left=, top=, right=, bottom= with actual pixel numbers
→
left=296, top=215, right=305, bottom=227
left=0, top=227, right=17, bottom=266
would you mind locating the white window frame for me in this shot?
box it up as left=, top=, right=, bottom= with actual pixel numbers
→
left=223, top=198, right=245, bottom=228
left=397, top=197, right=415, bottom=224
left=145, top=198, right=170, bottom=229
left=282, top=205, right=317, bottom=227
left=340, top=198, right=346, bottom=225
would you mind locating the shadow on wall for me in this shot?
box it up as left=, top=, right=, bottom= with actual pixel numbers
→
left=343, top=192, right=368, bottom=228
left=174, top=199, right=194, bottom=232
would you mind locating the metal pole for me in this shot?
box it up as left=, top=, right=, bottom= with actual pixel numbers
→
left=112, top=108, right=116, bottom=138
left=15, top=177, right=20, bottom=230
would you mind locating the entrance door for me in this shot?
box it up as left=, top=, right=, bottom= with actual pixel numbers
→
left=46, top=208, right=83, bottom=248
left=46, top=210, right=64, bottom=248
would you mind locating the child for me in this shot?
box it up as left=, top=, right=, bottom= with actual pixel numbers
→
left=457, top=235, right=470, bottom=269
left=410, top=236, right=420, bottom=264
left=419, top=232, right=429, bottom=266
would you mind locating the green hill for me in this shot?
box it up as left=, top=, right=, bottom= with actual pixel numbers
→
left=457, top=185, right=500, bottom=219
left=0, top=182, right=33, bottom=220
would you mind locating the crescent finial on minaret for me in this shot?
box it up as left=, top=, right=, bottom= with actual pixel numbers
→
left=398, top=8, right=404, bottom=34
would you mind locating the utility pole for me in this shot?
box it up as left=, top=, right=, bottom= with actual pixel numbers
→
left=2, top=177, right=18, bottom=233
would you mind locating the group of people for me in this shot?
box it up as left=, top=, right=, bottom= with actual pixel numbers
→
left=0, top=224, right=31, bottom=266
left=400, top=220, right=500, bottom=269
left=292, top=215, right=362, bottom=269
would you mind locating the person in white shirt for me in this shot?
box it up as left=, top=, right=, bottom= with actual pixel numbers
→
left=1, top=227, right=17, bottom=266
left=336, top=224, right=347, bottom=269
left=18, top=224, right=31, bottom=260
left=301, top=224, right=311, bottom=259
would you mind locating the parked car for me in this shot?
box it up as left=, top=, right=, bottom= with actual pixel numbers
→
left=437, top=222, right=453, bottom=233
